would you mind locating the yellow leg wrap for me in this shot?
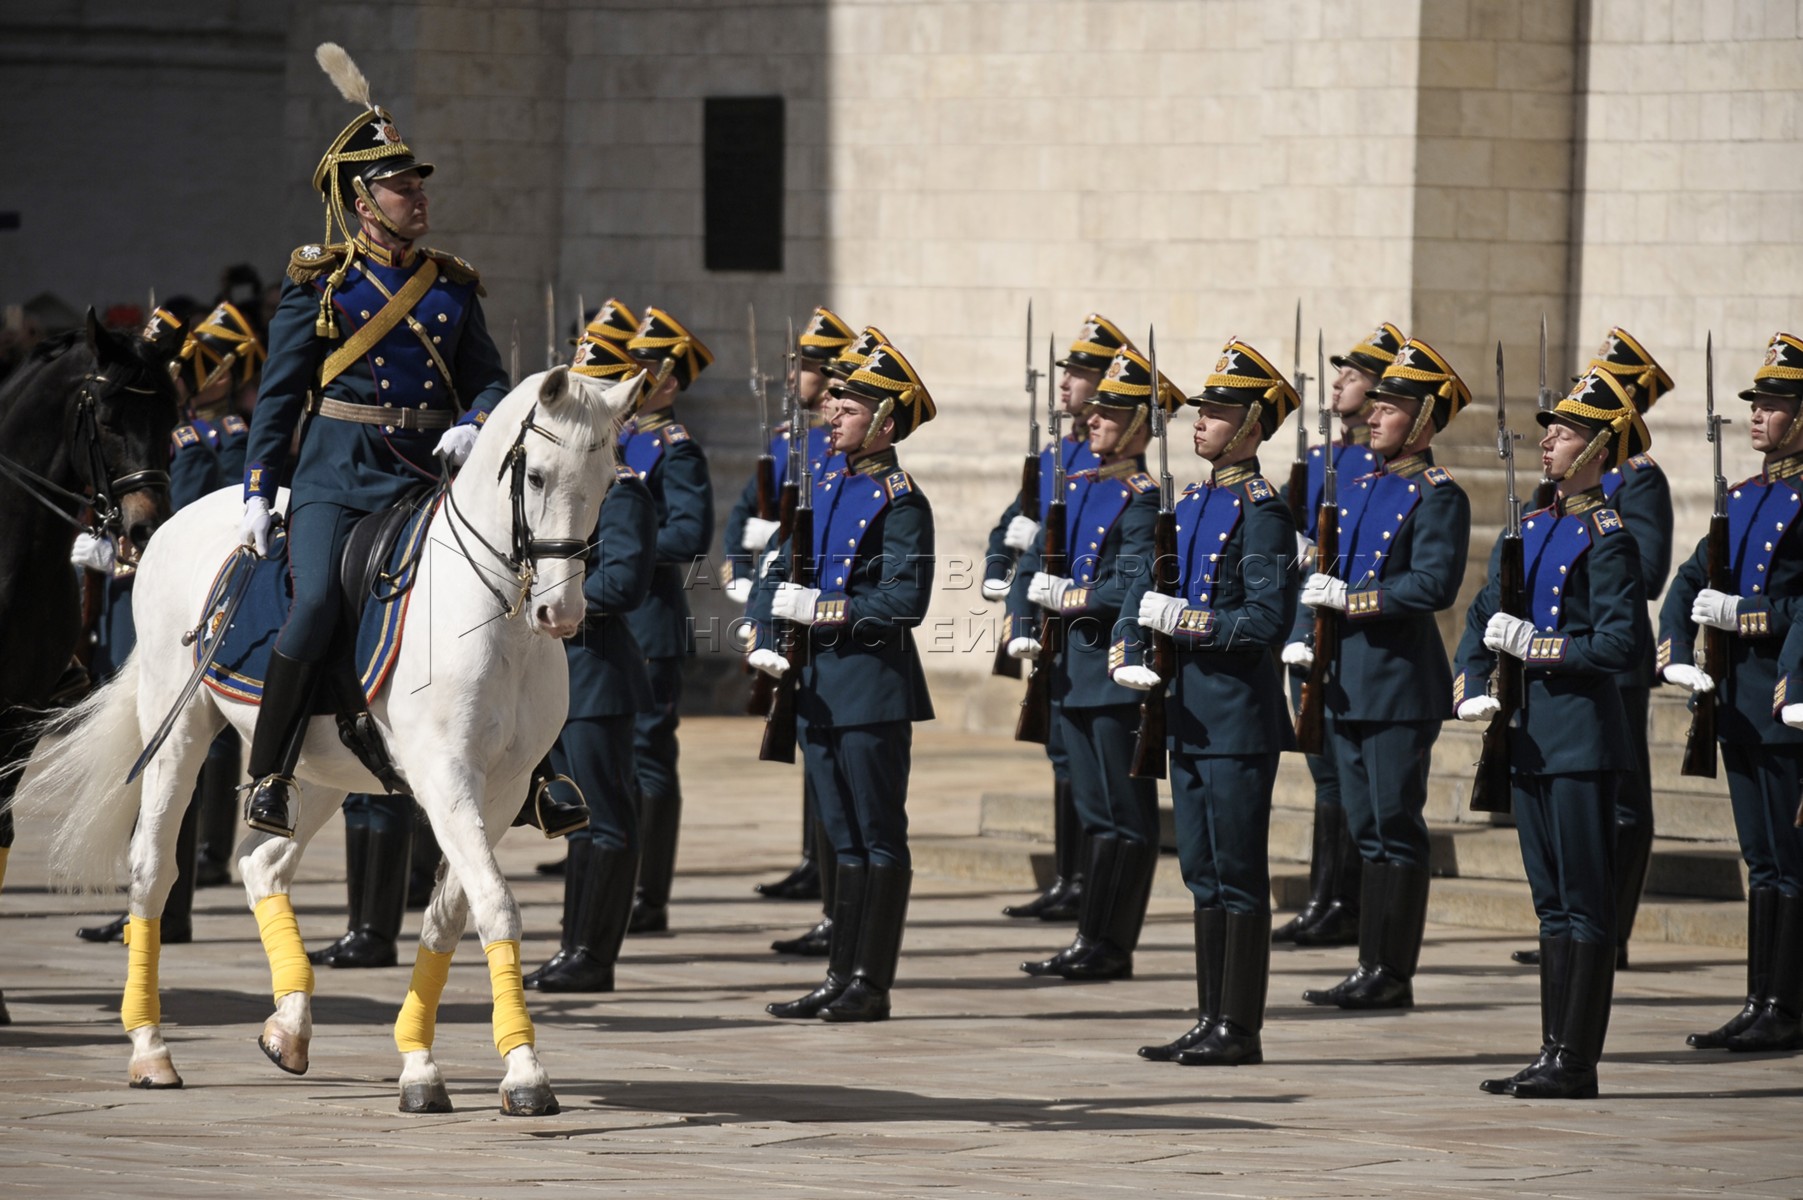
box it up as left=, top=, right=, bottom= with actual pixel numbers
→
left=253, top=894, right=315, bottom=1002
left=484, top=939, right=534, bottom=1057
left=0, top=845, right=10, bottom=894
left=120, top=915, right=161, bottom=1031
left=394, top=946, right=455, bottom=1054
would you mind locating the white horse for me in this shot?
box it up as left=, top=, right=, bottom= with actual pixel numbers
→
left=11, top=365, right=638, bottom=1115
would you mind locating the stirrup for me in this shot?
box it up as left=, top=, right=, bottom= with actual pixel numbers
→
left=529, top=772, right=590, bottom=840
left=242, top=776, right=297, bottom=838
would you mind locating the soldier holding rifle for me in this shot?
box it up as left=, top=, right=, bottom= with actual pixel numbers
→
left=1118, top=337, right=1300, bottom=1066
left=1454, top=365, right=1648, bottom=1099
left=1661, top=332, right=1803, bottom=1054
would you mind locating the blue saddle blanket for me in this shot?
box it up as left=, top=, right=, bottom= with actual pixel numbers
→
left=195, top=497, right=438, bottom=706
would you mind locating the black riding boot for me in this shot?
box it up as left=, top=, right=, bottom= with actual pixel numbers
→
left=772, top=821, right=835, bottom=956
left=1180, top=910, right=1270, bottom=1066
left=1022, top=834, right=1121, bottom=977
left=1141, top=907, right=1224, bottom=1061
left=161, top=800, right=201, bottom=944
left=1691, top=886, right=1776, bottom=1048
left=1275, top=803, right=1335, bottom=943
left=310, top=804, right=408, bottom=968
left=1048, top=837, right=1157, bottom=982
left=538, top=845, right=639, bottom=993
left=1483, top=936, right=1569, bottom=1094
left=407, top=805, right=440, bottom=909
left=243, top=651, right=322, bottom=838
left=1513, top=938, right=1614, bottom=1098
left=629, top=787, right=681, bottom=934
left=769, top=862, right=867, bottom=1018
left=822, top=864, right=912, bottom=1022
left=1295, top=811, right=1362, bottom=947
left=1302, top=857, right=1386, bottom=1005
left=195, top=732, right=240, bottom=886
left=514, top=757, right=590, bottom=839
left=1004, top=778, right=1083, bottom=921
left=526, top=837, right=588, bottom=987
left=1613, top=818, right=1654, bottom=970
left=756, top=790, right=821, bottom=900
left=1335, top=862, right=1427, bottom=1009
left=308, top=809, right=369, bottom=964
left=1725, top=891, right=1803, bottom=1053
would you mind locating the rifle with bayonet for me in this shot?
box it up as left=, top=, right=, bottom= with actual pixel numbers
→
left=1016, top=336, right=1068, bottom=746
left=1531, top=313, right=1559, bottom=510
left=1130, top=327, right=1175, bottom=780
left=746, top=304, right=780, bottom=715
left=995, top=302, right=1042, bottom=680
left=761, top=320, right=812, bottom=764
left=1294, top=331, right=1336, bottom=755
left=544, top=282, right=558, bottom=370
left=1470, top=342, right=1522, bottom=815
left=1287, top=300, right=1310, bottom=531
left=1682, top=332, right=1728, bottom=779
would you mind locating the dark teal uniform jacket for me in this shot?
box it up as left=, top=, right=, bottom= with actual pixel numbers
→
left=567, top=469, right=659, bottom=720
left=619, top=412, right=714, bottom=660
left=983, top=434, right=1099, bottom=589
left=1601, top=454, right=1674, bottom=689
left=722, top=424, right=838, bottom=586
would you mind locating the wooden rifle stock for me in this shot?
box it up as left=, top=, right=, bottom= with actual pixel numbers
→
left=1015, top=492, right=1067, bottom=744
left=992, top=452, right=1040, bottom=680
left=1286, top=457, right=1309, bottom=530
left=1129, top=509, right=1178, bottom=778
left=1469, top=531, right=1524, bottom=814
left=1681, top=511, right=1730, bottom=779
left=1294, top=495, right=1339, bottom=755
left=754, top=454, right=778, bottom=524
left=759, top=503, right=813, bottom=764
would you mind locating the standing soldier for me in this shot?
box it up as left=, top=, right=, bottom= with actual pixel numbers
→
left=1662, top=332, right=1803, bottom=1054
left=1017, top=346, right=1169, bottom=982
left=992, top=315, right=1127, bottom=922
left=1298, top=339, right=1472, bottom=1011
left=1121, top=338, right=1300, bottom=1066
left=1456, top=368, right=1648, bottom=1099
left=1275, top=323, right=1398, bottom=946
left=620, top=308, right=716, bottom=934
left=238, top=46, right=509, bottom=842
left=750, top=340, right=937, bottom=1023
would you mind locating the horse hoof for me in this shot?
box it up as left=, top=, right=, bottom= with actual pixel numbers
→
left=128, top=1053, right=183, bottom=1089
left=399, top=1081, right=453, bottom=1114
left=257, top=1021, right=310, bottom=1076
left=499, top=1085, right=560, bottom=1117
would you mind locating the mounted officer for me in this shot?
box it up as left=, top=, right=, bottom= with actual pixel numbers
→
left=237, top=45, right=510, bottom=838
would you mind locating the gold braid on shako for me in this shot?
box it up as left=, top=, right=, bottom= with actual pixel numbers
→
left=1550, top=370, right=1647, bottom=478
left=1199, top=340, right=1296, bottom=456
left=1386, top=364, right=1461, bottom=446
left=178, top=302, right=267, bottom=396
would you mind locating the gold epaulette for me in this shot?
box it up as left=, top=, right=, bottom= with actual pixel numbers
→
left=424, top=248, right=484, bottom=294
left=287, top=242, right=348, bottom=285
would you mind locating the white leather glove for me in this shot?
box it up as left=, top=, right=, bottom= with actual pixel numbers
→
left=70, top=531, right=116, bottom=575
left=1783, top=703, right=1803, bottom=730
left=1280, top=641, right=1314, bottom=669
left=1137, top=592, right=1189, bottom=635
left=772, top=582, right=821, bottom=625
left=1028, top=572, right=1072, bottom=613
left=1301, top=572, right=1347, bottom=612
left=756, top=548, right=780, bottom=579
left=1003, top=514, right=1041, bottom=552
left=724, top=577, right=752, bottom=605
left=434, top=423, right=480, bottom=467
left=1112, top=665, right=1163, bottom=691
left=741, top=516, right=782, bottom=553
left=1483, top=612, right=1536, bottom=661
left=1006, top=636, right=1042, bottom=661
left=1692, top=588, right=1742, bottom=632
left=1457, top=696, right=1503, bottom=723
left=241, top=497, right=274, bottom=558
left=981, top=577, right=1011, bottom=602
left=1662, top=663, right=1715, bottom=695
left=747, top=648, right=788, bottom=678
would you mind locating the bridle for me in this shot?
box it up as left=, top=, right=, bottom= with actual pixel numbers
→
left=0, top=357, right=171, bottom=538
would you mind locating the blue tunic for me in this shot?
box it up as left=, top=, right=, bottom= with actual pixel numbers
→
left=618, top=412, right=715, bottom=660
left=982, top=434, right=1100, bottom=587
left=721, top=424, right=839, bottom=586
left=566, top=469, right=659, bottom=720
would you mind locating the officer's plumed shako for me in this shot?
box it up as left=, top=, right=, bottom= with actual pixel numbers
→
left=628, top=307, right=714, bottom=390
left=837, top=342, right=936, bottom=441
left=1330, top=321, right=1407, bottom=379
left=310, top=44, right=433, bottom=233
left=798, top=307, right=855, bottom=361
left=1192, top=337, right=1300, bottom=441
left=585, top=298, right=638, bottom=346
left=1538, top=368, right=1653, bottom=474
left=1058, top=314, right=1135, bottom=372
left=572, top=329, right=638, bottom=381
left=178, top=302, right=267, bottom=396
left=1585, top=327, right=1673, bottom=410
left=1369, top=337, right=1471, bottom=443
left=829, top=325, right=888, bottom=380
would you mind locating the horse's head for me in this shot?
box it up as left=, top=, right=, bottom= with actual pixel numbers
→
left=470, top=365, right=644, bottom=638
left=82, top=308, right=181, bottom=554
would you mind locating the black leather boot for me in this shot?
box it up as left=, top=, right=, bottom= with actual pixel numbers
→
left=822, top=864, right=912, bottom=1022
left=773, top=830, right=835, bottom=956
left=629, top=787, right=681, bottom=935
left=755, top=789, right=821, bottom=900
left=770, top=862, right=867, bottom=1018
left=1180, top=909, right=1270, bottom=1066
left=538, top=845, right=638, bottom=993
left=526, top=837, right=588, bottom=988
left=76, top=912, right=129, bottom=943
left=1275, top=803, right=1335, bottom=943
left=1141, top=907, right=1224, bottom=1061
left=1513, top=938, right=1613, bottom=1099
left=160, top=800, right=200, bottom=945
left=1484, top=936, right=1569, bottom=1094
left=308, top=808, right=370, bottom=965
left=310, top=803, right=408, bottom=968
left=1295, top=811, right=1362, bottom=947
left=1725, top=891, right=1803, bottom=1053
left=1057, top=837, right=1157, bottom=981
left=243, top=651, right=321, bottom=838
left=1691, top=886, right=1776, bottom=1049
left=1335, top=862, right=1427, bottom=1009
left=1004, top=779, right=1083, bottom=921
left=1022, top=834, right=1111, bottom=976
left=516, top=757, right=590, bottom=839
left=1302, top=857, right=1385, bottom=1005
left=194, top=731, right=240, bottom=887
left=407, top=806, right=440, bottom=909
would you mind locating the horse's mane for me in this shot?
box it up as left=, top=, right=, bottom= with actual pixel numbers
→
left=0, top=331, right=90, bottom=419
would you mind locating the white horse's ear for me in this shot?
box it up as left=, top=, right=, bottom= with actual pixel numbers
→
left=599, top=370, right=647, bottom=423
left=537, top=365, right=571, bottom=407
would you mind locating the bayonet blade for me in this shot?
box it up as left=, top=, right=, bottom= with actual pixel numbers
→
left=509, top=319, right=520, bottom=383
left=544, top=281, right=557, bottom=369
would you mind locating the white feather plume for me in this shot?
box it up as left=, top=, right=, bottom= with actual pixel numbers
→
left=315, top=42, right=373, bottom=109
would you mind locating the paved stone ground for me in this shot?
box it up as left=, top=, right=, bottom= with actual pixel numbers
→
left=3, top=718, right=1801, bottom=1198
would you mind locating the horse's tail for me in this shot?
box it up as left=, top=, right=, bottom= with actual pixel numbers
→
left=6, top=656, right=145, bottom=892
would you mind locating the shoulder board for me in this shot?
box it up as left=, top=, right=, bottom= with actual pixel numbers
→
left=1626, top=453, right=1656, bottom=471
left=170, top=424, right=201, bottom=449
left=424, top=248, right=483, bottom=292
left=1126, top=471, right=1156, bottom=494
left=1243, top=477, right=1277, bottom=504
left=1183, top=481, right=1205, bottom=495
left=662, top=423, right=691, bottom=444
left=1422, top=466, right=1454, bottom=487
left=614, top=463, right=639, bottom=484
left=221, top=415, right=248, bottom=436
left=286, top=242, right=347, bottom=285
left=1592, top=508, right=1625, bottom=537
left=883, top=469, right=915, bottom=501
